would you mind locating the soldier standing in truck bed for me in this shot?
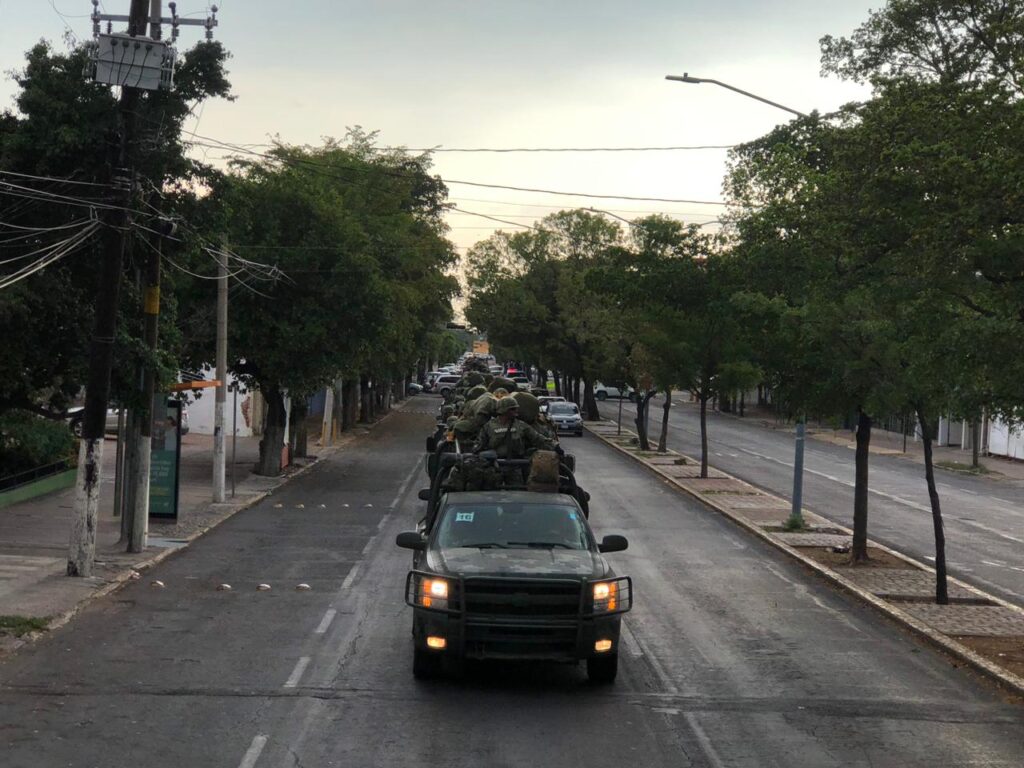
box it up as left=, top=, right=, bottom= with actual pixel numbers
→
left=473, top=397, right=555, bottom=458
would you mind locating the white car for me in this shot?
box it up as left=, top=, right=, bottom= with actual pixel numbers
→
left=547, top=401, right=584, bottom=436
left=594, top=383, right=635, bottom=401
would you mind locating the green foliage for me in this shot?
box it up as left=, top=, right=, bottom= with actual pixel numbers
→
left=0, top=40, right=234, bottom=418
left=0, top=615, right=49, bottom=637
left=465, top=210, right=628, bottom=393
left=0, top=410, right=75, bottom=480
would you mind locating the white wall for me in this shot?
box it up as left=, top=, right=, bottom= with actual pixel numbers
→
left=186, top=368, right=255, bottom=438
left=988, top=418, right=1024, bottom=461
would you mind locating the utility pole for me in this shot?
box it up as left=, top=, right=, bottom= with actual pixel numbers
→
left=127, top=0, right=162, bottom=553
left=213, top=249, right=228, bottom=502
left=67, top=0, right=150, bottom=578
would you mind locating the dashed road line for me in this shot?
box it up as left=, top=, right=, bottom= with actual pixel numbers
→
left=283, top=656, right=310, bottom=688
left=237, top=735, right=267, bottom=768
left=341, top=563, right=361, bottom=590
left=314, top=608, right=337, bottom=635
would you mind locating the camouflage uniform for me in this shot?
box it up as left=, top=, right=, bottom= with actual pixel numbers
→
left=473, top=417, right=555, bottom=458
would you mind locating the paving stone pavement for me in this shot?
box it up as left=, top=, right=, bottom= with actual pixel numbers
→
left=899, top=604, right=1024, bottom=637
left=834, top=568, right=978, bottom=600
left=775, top=532, right=855, bottom=548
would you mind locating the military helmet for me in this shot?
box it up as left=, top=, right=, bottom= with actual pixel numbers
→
left=466, top=385, right=487, bottom=402
left=497, top=397, right=519, bottom=415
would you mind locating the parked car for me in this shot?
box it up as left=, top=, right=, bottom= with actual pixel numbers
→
left=434, top=374, right=462, bottom=397
left=407, top=382, right=424, bottom=396
left=537, top=395, right=566, bottom=414
left=594, top=383, right=635, bottom=401
left=547, top=401, right=584, bottom=436
left=67, top=399, right=189, bottom=437
left=425, top=371, right=445, bottom=390
left=512, top=376, right=531, bottom=391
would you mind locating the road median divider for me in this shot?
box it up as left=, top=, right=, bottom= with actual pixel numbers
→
left=585, top=418, right=1024, bottom=699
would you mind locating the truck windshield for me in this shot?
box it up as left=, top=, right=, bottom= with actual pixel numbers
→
left=437, top=503, right=589, bottom=550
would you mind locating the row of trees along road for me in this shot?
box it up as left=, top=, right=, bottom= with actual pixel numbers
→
left=465, top=1, right=1024, bottom=604
left=1, top=40, right=460, bottom=484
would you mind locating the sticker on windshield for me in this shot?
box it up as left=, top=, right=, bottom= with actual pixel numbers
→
left=455, top=512, right=475, bottom=523
left=568, top=511, right=577, bottom=520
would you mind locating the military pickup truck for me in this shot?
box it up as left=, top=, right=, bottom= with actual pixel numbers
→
left=396, top=453, right=632, bottom=683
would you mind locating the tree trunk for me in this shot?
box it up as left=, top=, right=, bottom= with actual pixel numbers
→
left=851, top=409, right=872, bottom=563
left=553, top=372, right=562, bottom=397
left=360, top=375, right=372, bottom=423
left=635, top=391, right=655, bottom=451
left=572, top=377, right=581, bottom=406
left=291, top=399, right=309, bottom=459
left=918, top=410, right=949, bottom=605
left=658, top=388, right=671, bottom=452
left=536, top=366, right=547, bottom=389
left=341, top=378, right=357, bottom=431
left=256, top=387, right=286, bottom=476
left=739, top=390, right=746, bottom=418
left=582, top=378, right=599, bottom=420
left=699, top=393, right=709, bottom=478
left=971, top=418, right=980, bottom=468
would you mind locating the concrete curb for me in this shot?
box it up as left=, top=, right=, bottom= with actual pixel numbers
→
left=5, top=408, right=400, bottom=656
left=585, top=421, right=1024, bottom=700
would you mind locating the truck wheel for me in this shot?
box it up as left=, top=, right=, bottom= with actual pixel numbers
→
left=413, top=647, right=443, bottom=679
left=587, top=653, right=618, bottom=684
left=595, top=391, right=607, bottom=401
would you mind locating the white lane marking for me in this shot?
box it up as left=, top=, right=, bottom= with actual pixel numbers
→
left=314, top=608, right=337, bottom=635
left=959, top=519, right=1024, bottom=544
left=390, top=456, right=425, bottom=510
left=961, top=489, right=978, bottom=496
left=361, top=537, right=375, bottom=556
left=618, top=621, right=644, bottom=659
left=283, top=656, right=311, bottom=688
left=683, top=713, right=728, bottom=768
left=237, top=735, right=268, bottom=768
left=982, top=560, right=1024, bottom=574
left=341, top=563, right=361, bottom=590
left=624, top=623, right=678, bottom=695
left=761, top=562, right=863, bottom=634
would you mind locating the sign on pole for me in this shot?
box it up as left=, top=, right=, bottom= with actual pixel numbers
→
left=148, top=398, right=181, bottom=520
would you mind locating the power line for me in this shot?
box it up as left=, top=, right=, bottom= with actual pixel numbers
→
left=182, top=133, right=732, bottom=207
left=393, top=144, right=737, bottom=153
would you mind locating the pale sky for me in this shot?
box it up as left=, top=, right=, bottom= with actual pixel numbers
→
left=2, top=1, right=876, bottom=255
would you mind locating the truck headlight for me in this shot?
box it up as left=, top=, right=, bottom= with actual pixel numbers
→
left=593, top=580, right=618, bottom=612
left=418, top=576, right=450, bottom=609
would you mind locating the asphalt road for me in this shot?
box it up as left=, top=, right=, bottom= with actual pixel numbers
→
left=601, top=395, right=1024, bottom=607
left=0, top=398, right=1021, bottom=767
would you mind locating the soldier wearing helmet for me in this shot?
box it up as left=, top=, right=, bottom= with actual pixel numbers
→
left=473, top=396, right=555, bottom=459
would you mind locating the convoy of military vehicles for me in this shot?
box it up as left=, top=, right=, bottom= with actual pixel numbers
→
left=396, top=357, right=633, bottom=683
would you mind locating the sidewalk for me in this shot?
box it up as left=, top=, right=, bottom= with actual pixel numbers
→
left=0, top=429, right=329, bottom=654
left=586, top=419, right=1024, bottom=697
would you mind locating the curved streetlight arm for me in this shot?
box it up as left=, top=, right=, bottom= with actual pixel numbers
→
left=666, top=73, right=808, bottom=118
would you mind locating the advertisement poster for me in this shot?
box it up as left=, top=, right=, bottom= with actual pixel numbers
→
left=149, top=398, right=181, bottom=520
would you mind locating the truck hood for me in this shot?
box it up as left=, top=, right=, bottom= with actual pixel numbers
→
left=431, top=547, right=607, bottom=578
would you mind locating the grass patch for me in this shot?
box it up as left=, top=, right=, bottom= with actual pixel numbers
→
left=936, top=460, right=990, bottom=475
left=781, top=515, right=810, bottom=532
left=0, top=615, right=48, bottom=637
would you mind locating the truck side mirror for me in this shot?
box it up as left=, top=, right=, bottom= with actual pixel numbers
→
left=598, top=535, right=628, bottom=553
left=396, top=531, right=426, bottom=551
left=417, top=488, right=431, bottom=502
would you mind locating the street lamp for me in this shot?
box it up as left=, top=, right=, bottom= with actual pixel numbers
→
left=667, top=71, right=808, bottom=529
left=666, top=73, right=809, bottom=119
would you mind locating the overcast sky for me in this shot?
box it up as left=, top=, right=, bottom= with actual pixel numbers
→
left=2, top=1, right=877, bottom=255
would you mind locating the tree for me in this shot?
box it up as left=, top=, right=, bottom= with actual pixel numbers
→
left=821, top=0, right=1024, bottom=94
left=465, top=210, right=628, bottom=420
left=0, top=40, right=232, bottom=423
left=181, top=135, right=456, bottom=475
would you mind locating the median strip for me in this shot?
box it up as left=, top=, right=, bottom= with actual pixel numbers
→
left=585, top=419, right=1024, bottom=697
